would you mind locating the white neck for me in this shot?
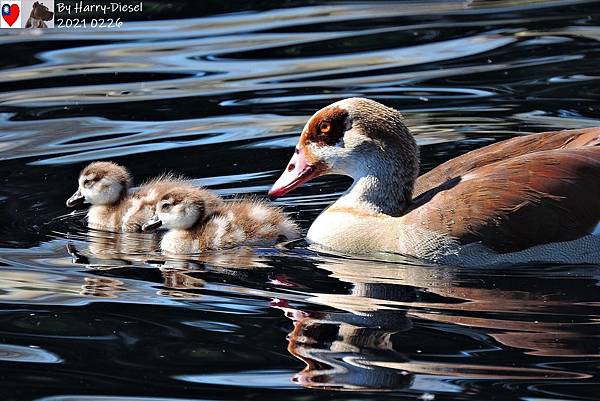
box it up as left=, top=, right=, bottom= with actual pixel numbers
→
left=334, top=171, right=411, bottom=216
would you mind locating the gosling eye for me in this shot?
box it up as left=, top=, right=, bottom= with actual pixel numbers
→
left=161, top=203, right=172, bottom=212
left=83, top=179, right=92, bottom=188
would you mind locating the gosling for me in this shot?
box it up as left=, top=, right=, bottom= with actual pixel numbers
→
left=142, top=185, right=299, bottom=254
left=66, top=161, right=182, bottom=232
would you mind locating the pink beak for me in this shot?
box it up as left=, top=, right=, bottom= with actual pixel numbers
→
left=268, top=147, right=322, bottom=199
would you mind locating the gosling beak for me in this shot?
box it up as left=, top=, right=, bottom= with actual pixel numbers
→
left=268, top=146, right=323, bottom=199
left=142, top=215, right=162, bottom=232
left=66, top=189, right=85, bottom=207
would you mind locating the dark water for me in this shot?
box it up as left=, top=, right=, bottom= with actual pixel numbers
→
left=1, top=1, right=600, bottom=400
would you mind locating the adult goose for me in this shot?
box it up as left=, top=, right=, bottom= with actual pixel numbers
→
left=268, top=97, right=600, bottom=266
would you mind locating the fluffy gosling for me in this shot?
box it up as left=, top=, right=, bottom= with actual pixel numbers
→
left=142, top=185, right=299, bottom=254
left=66, top=161, right=182, bottom=232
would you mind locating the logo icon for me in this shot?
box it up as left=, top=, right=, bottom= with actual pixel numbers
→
left=1, top=1, right=21, bottom=28
left=24, top=1, right=53, bottom=28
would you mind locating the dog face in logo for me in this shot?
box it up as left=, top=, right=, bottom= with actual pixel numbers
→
left=31, top=2, right=53, bottom=21
left=25, top=1, right=53, bottom=28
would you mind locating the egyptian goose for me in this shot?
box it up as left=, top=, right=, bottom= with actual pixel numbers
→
left=269, top=97, right=600, bottom=266
left=142, top=184, right=299, bottom=254
left=66, top=161, right=182, bottom=232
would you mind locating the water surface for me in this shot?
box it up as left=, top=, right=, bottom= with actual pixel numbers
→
left=1, top=1, right=599, bottom=400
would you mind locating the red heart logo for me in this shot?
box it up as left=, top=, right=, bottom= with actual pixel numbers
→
left=3, top=4, right=20, bottom=27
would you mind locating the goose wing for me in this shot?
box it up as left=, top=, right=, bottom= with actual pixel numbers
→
left=414, top=128, right=600, bottom=198
left=406, top=147, right=600, bottom=252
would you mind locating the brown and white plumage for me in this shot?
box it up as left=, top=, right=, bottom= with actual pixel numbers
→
left=142, top=185, right=299, bottom=254
left=268, top=97, right=600, bottom=266
left=407, top=148, right=600, bottom=253
left=121, top=173, right=188, bottom=232
left=66, top=162, right=183, bottom=232
left=414, top=127, right=600, bottom=197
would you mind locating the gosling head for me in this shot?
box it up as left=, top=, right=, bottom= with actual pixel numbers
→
left=142, top=186, right=222, bottom=232
left=66, top=161, right=132, bottom=207
left=268, top=97, right=419, bottom=199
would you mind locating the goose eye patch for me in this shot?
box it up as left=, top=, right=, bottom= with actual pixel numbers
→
left=304, top=106, right=348, bottom=146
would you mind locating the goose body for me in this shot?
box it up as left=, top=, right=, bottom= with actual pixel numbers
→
left=269, top=98, right=600, bottom=266
left=142, top=185, right=299, bottom=254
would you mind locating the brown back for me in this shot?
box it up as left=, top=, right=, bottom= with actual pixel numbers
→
left=406, top=147, right=600, bottom=252
left=414, top=128, right=600, bottom=198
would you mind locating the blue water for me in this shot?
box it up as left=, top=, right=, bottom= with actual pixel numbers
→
left=0, top=1, right=599, bottom=400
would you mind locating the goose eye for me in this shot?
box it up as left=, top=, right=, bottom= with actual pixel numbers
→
left=161, top=203, right=172, bottom=212
left=83, top=179, right=91, bottom=187
left=319, top=122, right=331, bottom=134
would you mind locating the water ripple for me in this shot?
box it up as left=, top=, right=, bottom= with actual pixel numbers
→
left=1, top=1, right=600, bottom=400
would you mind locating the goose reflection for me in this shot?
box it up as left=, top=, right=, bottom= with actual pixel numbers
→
left=274, top=256, right=598, bottom=391
left=66, top=229, right=271, bottom=299
left=66, top=228, right=160, bottom=270
left=272, top=257, right=419, bottom=391
left=273, top=296, right=414, bottom=390
left=68, top=228, right=270, bottom=270
left=78, top=276, right=127, bottom=298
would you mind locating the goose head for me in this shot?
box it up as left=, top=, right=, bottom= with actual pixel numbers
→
left=67, top=161, right=131, bottom=207
left=142, top=186, right=222, bottom=231
left=268, top=98, right=419, bottom=214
